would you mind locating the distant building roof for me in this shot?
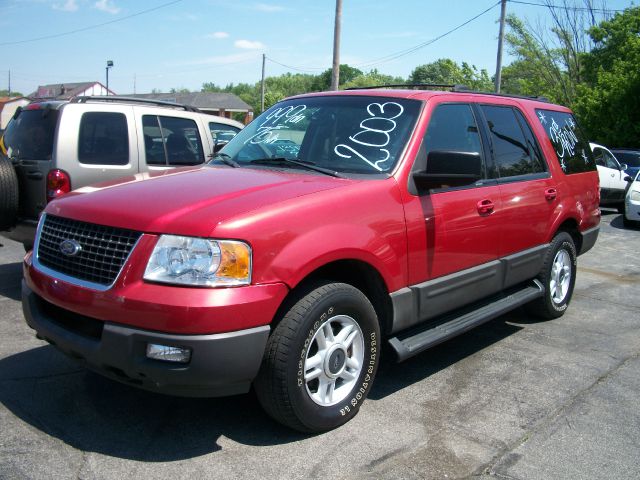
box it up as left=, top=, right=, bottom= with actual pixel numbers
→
left=127, top=92, right=252, bottom=112
left=29, top=82, right=112, bottom=100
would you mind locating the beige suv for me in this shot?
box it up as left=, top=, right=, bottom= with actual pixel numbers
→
left=0, top=96, right=243, bottom=248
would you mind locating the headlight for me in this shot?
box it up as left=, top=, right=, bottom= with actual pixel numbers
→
left=144, top=235, right=251, bottom=287
left=630, top=190, right=640, bottom=202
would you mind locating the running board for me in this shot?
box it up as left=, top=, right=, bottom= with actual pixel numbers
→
left=388, top=280, right=544, bottom=362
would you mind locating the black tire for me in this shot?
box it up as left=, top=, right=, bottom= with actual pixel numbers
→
left=0, top=155, right=19, bottom=231
left=527, top=232, right=577, bottom=320
left=617, top=204, right=625, bottom=214
left=254, top=282, right=381, bottom=433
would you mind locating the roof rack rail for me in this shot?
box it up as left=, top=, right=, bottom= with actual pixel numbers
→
left=345, top=83, right=470, bottom=91
left=70, top=95, right=201, bottom=112
left=344, top=84, right=551, bottom=103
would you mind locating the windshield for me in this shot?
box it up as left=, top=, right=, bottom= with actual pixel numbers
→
left=2, top=107, right=59, bottom=160
left=613, top=151, right=640, bottom=167
left=217, top=96, right=421, bottom=175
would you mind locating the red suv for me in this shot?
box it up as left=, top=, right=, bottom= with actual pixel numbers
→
left=21, top=88, right=600, bottom=432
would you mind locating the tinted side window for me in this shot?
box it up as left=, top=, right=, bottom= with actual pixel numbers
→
left=535, top=109, right=596, bottom=174
left=514, top=109, right=546, bottom=172
left=3, top=109, right=59, bottom=160
left=209, top=122, right=240, bottom=143
left=413, top=103, right=484, bottom=191
left=424, top=104, right=482, bottom=156
left=142, top=115, right=166, bottom=165
left=142, top=115, right=205, bottom=166
left=481, top=105, right=543, bottom=177
left=78, top=112, right=129, bottom=165
left=602, top=149, right=619, bottom=170
left=593, top=148, right=605, bottom=166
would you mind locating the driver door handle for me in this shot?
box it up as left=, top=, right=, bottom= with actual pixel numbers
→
left=477, top=199, right=494, bottom=215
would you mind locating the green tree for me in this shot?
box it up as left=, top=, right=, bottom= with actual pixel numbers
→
left=409, top=58, right=492, bottom=91
left=0, top=89, right=24, bottom=97
left=313, top=64, right=364, bottom=91
left=574, top=6, right=640, bottom=147
left=342, top=69, right=405, bottom=89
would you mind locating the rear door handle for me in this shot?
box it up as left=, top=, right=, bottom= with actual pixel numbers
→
left=477, top=199, right=494, bottom=215
left=545, top=188, right=557, bottom=201
left=26, top=171, right=44, bottom=180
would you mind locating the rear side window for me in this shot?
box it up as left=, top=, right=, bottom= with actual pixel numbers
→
left=143, top=115, right=204, bottom=166
left=535, top=109, right=596, bottom=174
left=481, top=105, right=545, bottom=178
left=78, top=112, right=129, bottom=165
left=2, top=108, right=58, bottom=160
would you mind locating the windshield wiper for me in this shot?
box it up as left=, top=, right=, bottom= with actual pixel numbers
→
left=249, top=157, right=345, bottom=178
left=211, top=152, right=240, bottom=168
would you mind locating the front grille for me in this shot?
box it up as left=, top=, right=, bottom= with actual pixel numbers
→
left=37, top=215, right=142, bottom=286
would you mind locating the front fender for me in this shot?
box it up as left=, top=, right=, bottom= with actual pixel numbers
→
left=263, top=222, right=405, bottom=291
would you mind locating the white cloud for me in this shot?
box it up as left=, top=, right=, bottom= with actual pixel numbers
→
left=52, top=0, right=79, bottom=12
left=206, top=31, right=229, bottom=39
left=94, top=0, right=120, bottom=14
left=253, top=3, right=285, bottom=13
left=235, top=39, right=265, bottom=50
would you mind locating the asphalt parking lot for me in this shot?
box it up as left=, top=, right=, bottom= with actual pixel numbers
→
left=0, top=210, right=638, bottom=480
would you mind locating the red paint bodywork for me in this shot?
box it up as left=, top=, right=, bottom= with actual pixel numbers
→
left=24, top=90, right=600, bottom=335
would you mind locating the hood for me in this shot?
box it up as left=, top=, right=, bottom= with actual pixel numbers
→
left=45, top=166, right=350, bottom=237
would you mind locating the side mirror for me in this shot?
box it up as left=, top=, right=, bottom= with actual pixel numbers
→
left=624, top=175, right=633, bottom=182
left=413, top=150, right=482, bottom=190
left=620, top=163, right=628, bottom=171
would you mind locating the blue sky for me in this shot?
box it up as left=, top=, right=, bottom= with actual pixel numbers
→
left=0, top=0, right=635, bottom=95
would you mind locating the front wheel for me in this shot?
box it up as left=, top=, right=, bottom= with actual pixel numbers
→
left=254, top=282, right=380, bottom=432
left=527, top=232, right=577, bottom=320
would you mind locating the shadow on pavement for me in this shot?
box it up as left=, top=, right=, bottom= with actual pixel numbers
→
left=370, top=312, right=524, bottom=400
left=0, top=311, right=528, bottom=461
left=0, top=262, right=22, bottom=302
left=0, top=345, right=306, bottom=461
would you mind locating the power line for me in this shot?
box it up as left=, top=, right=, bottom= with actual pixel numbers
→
left=266, top=1, right=502, bottom=74
left=508, top=0, right=627, bottom=13
left=266, top=57, right=326, bottom=73
left=0, top=0, right=184, bottom=46
left=354, top=1, right=501, bottom=68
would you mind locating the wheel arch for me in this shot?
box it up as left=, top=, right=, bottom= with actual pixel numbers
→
left=552, top=217, right=582, bottom=252
left=272, top=259, right=394, bottom=337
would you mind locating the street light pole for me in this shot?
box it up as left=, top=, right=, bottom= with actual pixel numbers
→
left=106, top=60, right=114, bottom=95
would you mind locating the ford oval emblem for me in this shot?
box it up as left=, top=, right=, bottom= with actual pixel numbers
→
left=59, top=239, right=82, bottom=257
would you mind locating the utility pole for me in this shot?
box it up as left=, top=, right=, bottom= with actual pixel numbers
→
left=330, top=0, right=342, bottom=91
left=8, top=70, right=11, bottom=97
left=260, top=53, right=266, bottom=113
left=494, top=0, right=507, bottom=93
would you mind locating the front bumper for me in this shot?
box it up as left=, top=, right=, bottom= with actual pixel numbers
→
left=23, top=280, right=270, bottom=397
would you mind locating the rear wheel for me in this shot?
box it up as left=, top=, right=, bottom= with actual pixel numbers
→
left=527, top=232, right=577, bottom=320
left=254, top=282, right=380, bottom=432
left=0, top=155, right=19, bottom=230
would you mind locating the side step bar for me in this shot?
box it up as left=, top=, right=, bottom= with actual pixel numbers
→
left=388, top=280, right=544, bottom=362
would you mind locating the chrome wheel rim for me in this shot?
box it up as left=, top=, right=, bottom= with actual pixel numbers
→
left=550, top=249, right=572, bottom=304
left=304, top=315, right=364, bottom=406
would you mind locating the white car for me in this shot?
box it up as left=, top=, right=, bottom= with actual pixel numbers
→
left=623, top=169, right=640, bottom=228
left=590, top=142, right=628, bottom=211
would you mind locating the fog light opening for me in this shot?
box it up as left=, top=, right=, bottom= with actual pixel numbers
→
left=146, top=344, right=192, bottom=364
